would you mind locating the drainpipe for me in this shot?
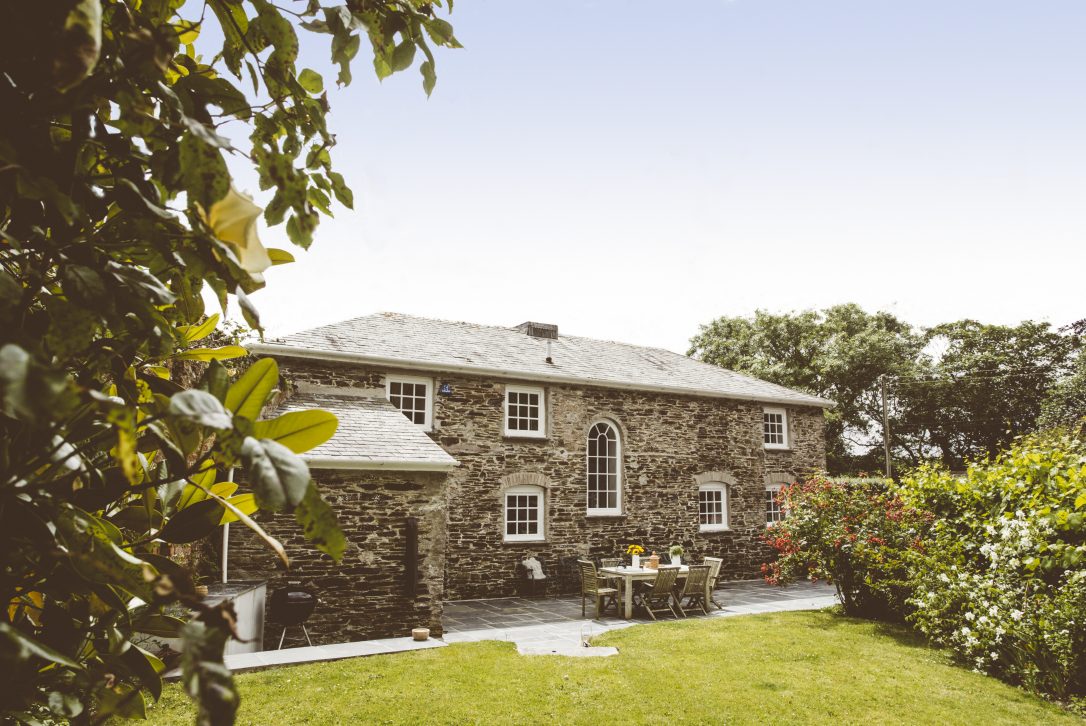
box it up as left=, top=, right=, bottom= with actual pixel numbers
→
left=221, top=467, right=234, bottom=584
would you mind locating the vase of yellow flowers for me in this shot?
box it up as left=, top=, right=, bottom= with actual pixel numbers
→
left=625, top=544, right=645, bottom=569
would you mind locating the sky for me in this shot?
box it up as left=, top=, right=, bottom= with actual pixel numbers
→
left=224, top=0, right=1086, bottom=353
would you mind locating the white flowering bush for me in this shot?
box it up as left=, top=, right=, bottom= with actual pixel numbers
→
left=902, top=430, right=1086, bottom=700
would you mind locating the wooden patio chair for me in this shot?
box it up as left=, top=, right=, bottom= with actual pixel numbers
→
left=634, top=566, right=681, bottom=620
left=702, top=557, right=724, bottom=610
left=673, top=565, right=712, bottom=617
left=599, top=558, right=623, bottom=569
left=577, top=559, right=619, bottom=619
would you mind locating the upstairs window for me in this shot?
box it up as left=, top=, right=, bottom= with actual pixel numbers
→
left=766, top=485, right=786, bottom=527
left=698, top=483, right=729, bottom=531
left=586, top=421, right=621, bottom=515
left=504, top=485, right=545, bottom=542
left=505, top=385, right=545, bottom=438
left=763, top=407, right=788, bottom=449
left=386, top=375, right=433, bottom=431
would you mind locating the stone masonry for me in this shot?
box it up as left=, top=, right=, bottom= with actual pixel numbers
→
left=273, top=359, right=826, bottom=603
left=227, top=468, right=447, bottom=645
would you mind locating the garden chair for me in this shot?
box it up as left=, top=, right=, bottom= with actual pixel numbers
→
left=577, top=559, right=619, bottom=619
left=672, top=565, right=712, bottom=617
left=599, top=558, right=623, bottom=569
left=702, top=556, right=724, bottom=610
left=634, top=566, right=681, bottom=620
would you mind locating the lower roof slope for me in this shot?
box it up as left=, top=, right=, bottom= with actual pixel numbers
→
left=252, top=312, right=833, bottom=409
left=269, top=389, right=458, bottom=471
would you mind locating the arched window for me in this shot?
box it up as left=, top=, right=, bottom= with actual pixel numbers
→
left=698, top=483, right=729, bottom=532
left=586, top=421, right=621, bottom=515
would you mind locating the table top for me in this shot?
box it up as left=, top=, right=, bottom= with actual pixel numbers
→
left=600, top=565, right=690, bottom=576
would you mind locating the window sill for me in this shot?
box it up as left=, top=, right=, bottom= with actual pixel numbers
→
left=763, top=446, right=792, bottom=452
left=503, top=538, right=547, bottom=545
left=586, top=513, right=626, bottom=520
left=503, top=434, right=548, bottom=441
left=699, top=526, right=732, bottom=533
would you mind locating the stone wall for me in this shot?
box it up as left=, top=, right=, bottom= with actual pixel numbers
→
left=276, top=359, right=826, bottom=602
left=226, top=468, right=447, bottom=646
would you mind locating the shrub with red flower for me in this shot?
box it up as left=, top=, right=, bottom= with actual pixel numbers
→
left=762, top=475, right=932, bottom=620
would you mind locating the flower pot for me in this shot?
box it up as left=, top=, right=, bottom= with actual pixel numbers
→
left=672, top=555, right=682, bottom=566
left=412, top=627, right=430, bottom=641
left=631, top=555, right=641, bottom=569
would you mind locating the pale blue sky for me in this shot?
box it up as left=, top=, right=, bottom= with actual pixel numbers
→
left=229, top=0, right=1086, bottom=352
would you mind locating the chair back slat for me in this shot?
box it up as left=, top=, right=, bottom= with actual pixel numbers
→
left=578, top=559, right=600, bottom=595
left=651, top=566, right=681, bottom=594
left=679, top=565, right=711, bottom=596
left=702, top=557, right=723, bottom=583
left=600, top=558, right=623, bottom=569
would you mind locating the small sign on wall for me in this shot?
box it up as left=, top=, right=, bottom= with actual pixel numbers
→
left=438, top=383, right=453, bottom=396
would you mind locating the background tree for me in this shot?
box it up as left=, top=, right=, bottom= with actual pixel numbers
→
left=689, top=307, right=1082, bottom=474
left=0, top=1, right=458, bottom=723
left=892, top=320, right=1081, bottom=469
left=1039, top=319, right=1086, bottom=430
left=688, top=304, right=925, bottom=472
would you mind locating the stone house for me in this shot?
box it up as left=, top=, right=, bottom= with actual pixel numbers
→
left=228, top=312, right=832, bottom=645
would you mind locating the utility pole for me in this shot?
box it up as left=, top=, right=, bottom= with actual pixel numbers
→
left=880, top=375, right=892, bottom=479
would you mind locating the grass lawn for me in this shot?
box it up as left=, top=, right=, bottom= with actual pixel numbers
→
left=148, top=611, right=1080, bottom=725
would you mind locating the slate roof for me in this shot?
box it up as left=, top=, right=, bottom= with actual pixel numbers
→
left=268, top=389, right=458, bottom=470
left=253, top=312, right=833, bottom=409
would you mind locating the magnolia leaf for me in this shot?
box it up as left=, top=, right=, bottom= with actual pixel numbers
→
left=180, top=620, right=239, bottom=725
left=225, top=358, right=277, bottom=421
left=218, top=493, right=258, bottom=525
left=158, top=499, right=222, bottom=544
left=54, top=0, right=102, bottom=91
left=135, top=613, right=187, bottom=638
left=242, top=437, right=310, bottom=512
left=174, top=345, right=248, bottom=361
left=297, top=68, right=324, bottom=93
left=56, top=507, right=155, bottom=600
left=203, top=484, right=288, bottom=567
left=390, top=40, right=416, bottom=72
left=0, top=621, right=81, bottom=669
left=296, top=482, right=346, bottom=561
left=169, top=390, right=233, bottom=429
left=267, top=248, right=295, bottom=265
left=202, top=359, right=232, bottom=403
left=253, top=410, right=338, bottom=454
left=178, top=313, right=221, bottom=344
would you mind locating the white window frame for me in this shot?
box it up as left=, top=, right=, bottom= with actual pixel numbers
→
left=504, top=385, right=546, bottom=438
left=765, top=484, right=786, bottom=528
left=698, top=483, right=730, bottom=532
left=586, top=420, right=622, bottom=516
left=385, top=374, right=434, bottom=431
left=763, top=407, right=789, bottom=450
left=503, top=484, right=546, bottom=542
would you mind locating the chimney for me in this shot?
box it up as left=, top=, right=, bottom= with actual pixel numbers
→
left=515, top=321, right=558, bottom=340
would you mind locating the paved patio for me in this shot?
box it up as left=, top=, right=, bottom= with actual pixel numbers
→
left=443, top=579, right=838, bottom=656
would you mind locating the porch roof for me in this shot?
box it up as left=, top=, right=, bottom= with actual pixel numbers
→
left=268, top=389, right=458, bottom=471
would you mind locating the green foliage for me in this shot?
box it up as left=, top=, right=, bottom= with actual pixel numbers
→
left=768, top=431, right=1086, bottom=699
left=0, top=0, right=458, bottom=722
left=688, top=304, right=926, bottom=472
left=894, top=320, right=1081, bottom=468
left=763, top=476, right=931, bottom=619
left=689, top=306, right=1082, bottom=473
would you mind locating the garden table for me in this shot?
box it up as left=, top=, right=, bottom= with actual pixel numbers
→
left=599, top=565, right=691, bottom=619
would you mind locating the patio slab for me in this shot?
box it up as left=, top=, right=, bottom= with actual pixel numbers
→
left=442, top=579, right=837, bottom=657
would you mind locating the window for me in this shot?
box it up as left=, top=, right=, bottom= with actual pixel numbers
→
left=586, top=421, right=621, bottom=515
left=505, top=385, right=545, bottom=437
left=386, top=375, right=433, bottom=431
left=763, top=407, right=788, bottom=449
left=698, top=484, right=729, bottom=531
left=504, top=485, right=545, bottom=542
left=765, top=485, right=786, bottom=527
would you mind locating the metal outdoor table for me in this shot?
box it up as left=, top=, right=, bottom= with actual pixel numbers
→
left=599, top=565, right=691, bottom=619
